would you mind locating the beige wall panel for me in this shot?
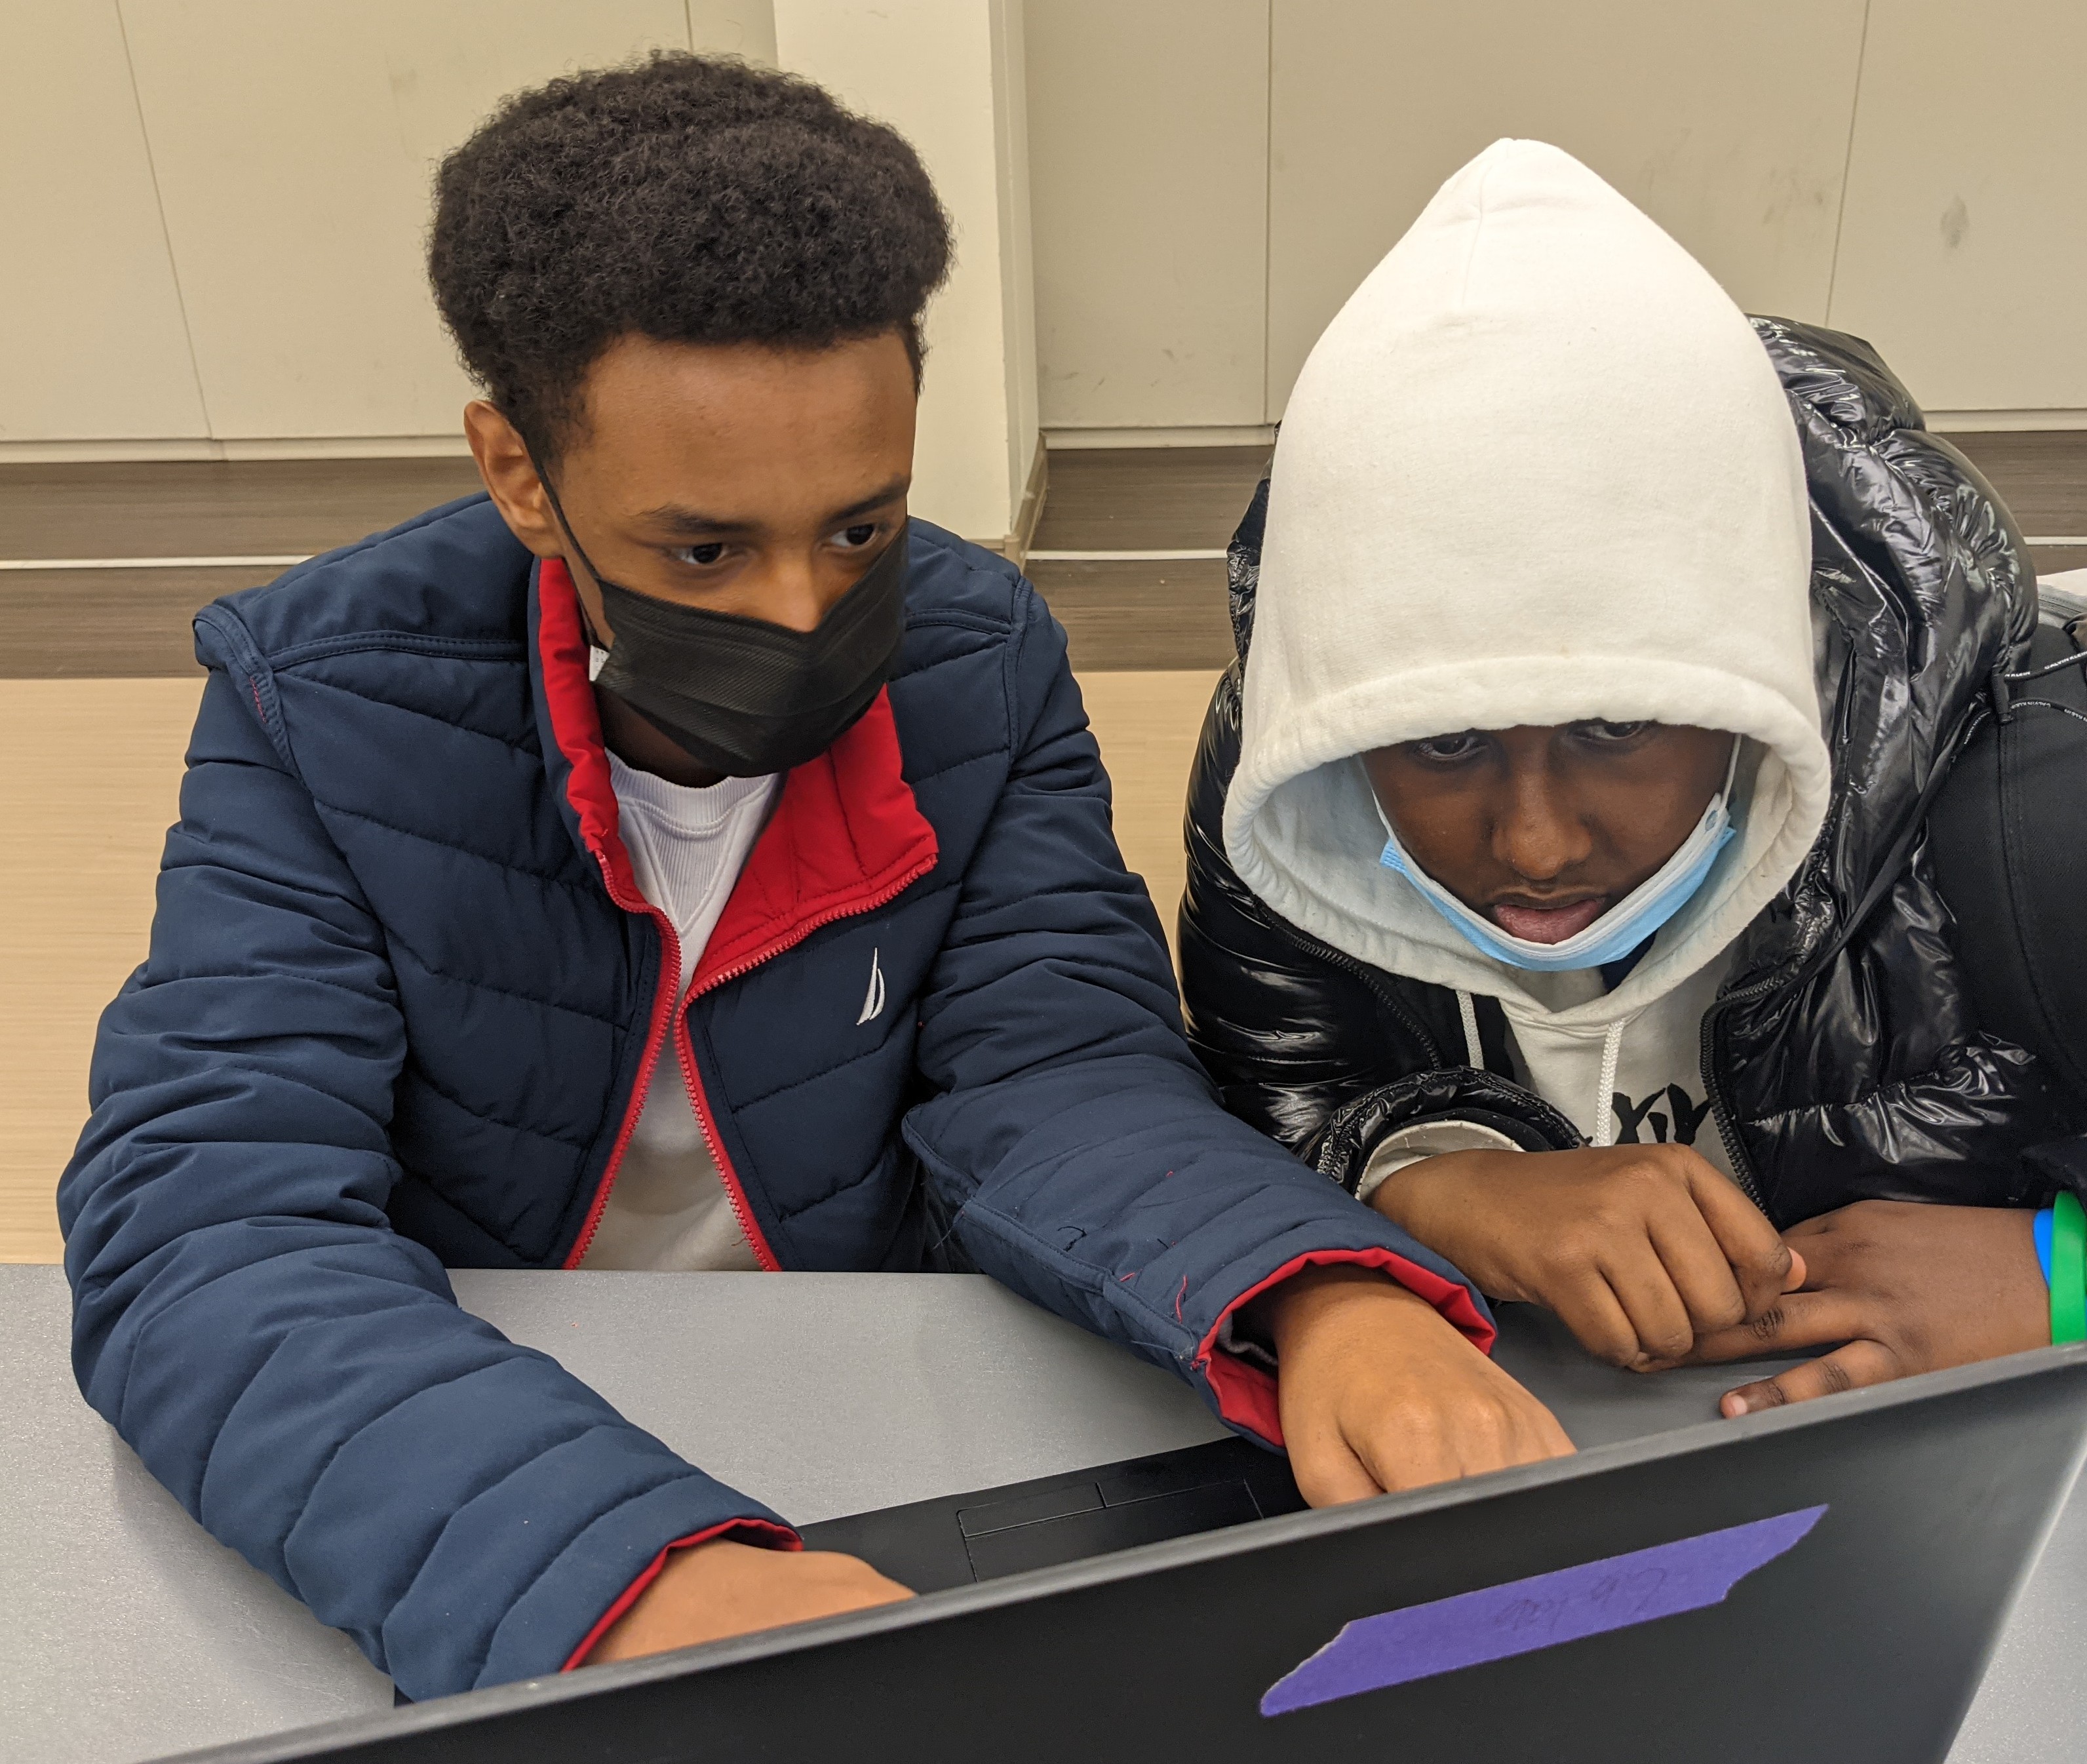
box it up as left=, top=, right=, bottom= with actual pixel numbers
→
left=1026, top=0, right=1269, bottom=431
left=117, top=1, right=709, bottom=441
left=776, top=0, right=1036, bottom=541
left=0, top=5, right=207, bottom=442
left=685, top=1, right=778, bottom=65
left=1264, top=0, right=1867, bottom=416
left=1829, top=1, right=2087, bottom=415
left=994, top=0, right=1041, bottom=505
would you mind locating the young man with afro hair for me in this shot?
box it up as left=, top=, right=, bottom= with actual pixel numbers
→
left=60, top=54, right=1566, bottom=1703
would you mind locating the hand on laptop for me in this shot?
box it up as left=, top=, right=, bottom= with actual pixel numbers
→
left=1682, top=1200, right=2050, bottom=1415
left=1255, top=1265, right=1574, bottom=1501
left=1370, top=1145, right=1803, bottom=1371
left=583, top=1539, right=913, bottom=1666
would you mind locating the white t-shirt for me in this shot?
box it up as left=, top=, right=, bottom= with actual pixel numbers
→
left=576, top=751, right=780, bottom=1270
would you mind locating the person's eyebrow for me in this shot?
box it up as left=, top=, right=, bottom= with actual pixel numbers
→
left=634, top=504, right=757, bottom=539
left=634, top=479, right=909, bottom=540
left=821, top=478, right=912, bottom=526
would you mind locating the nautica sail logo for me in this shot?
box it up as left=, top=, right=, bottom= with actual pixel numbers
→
left=1261, top=1505, right=1826, bottom=1715
left=856, top=948, right=886, bottom=1026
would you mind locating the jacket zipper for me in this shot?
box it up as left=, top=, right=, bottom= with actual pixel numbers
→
left=1697, top=977, right=1778, bottom=1211
left=671, top=1008, right=777, bottom=1272
left=1263, top=914, right=1447, bottom=1068
left=564, top=879, right=692, bottom=1268
left=675, top=861, right=933, bottom=1270
left=567, top=852, right=935, bottom=1270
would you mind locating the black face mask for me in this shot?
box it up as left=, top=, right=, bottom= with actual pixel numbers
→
left=542, top=478, right=908, bottom=778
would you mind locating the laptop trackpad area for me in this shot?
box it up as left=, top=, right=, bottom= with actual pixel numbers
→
left=796, top=1438, right=1304, bottom=1592
left=958, top=1480, right=1262, bottom=1580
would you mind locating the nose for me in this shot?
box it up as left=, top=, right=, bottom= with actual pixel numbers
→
left=1492, top=738, right=1591, bottom=883
left=750, top=553, right=829, bottom=634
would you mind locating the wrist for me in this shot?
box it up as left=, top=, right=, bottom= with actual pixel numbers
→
left=585, top=1537, right=752, bottom=1665
left=1365, top=1159, right=1423, bottom=1226
left=1253, top=1264, right=1444, bottom=1360
left=1365, top=1150, right=1508, bottom=1266
left=1367, top=1152, right=1462, bottom=1232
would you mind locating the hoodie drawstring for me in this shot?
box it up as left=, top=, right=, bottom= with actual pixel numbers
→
left=1455, top=989, right=1484, bottom=1069
left=1459, top=988, right=1625, bottom=1147
left=1590, top=1019, right=1625, bottom=1148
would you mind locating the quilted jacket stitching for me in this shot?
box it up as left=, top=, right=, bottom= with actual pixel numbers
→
left=398, top=1060, right=598, bottom=1153
left=770, top=1153, right=889, bottom=1221
left=888, top=633, right=1007, bottom=677
left=282, top=671, right=545, bottom=758
left=903, top=747, right=1004, bottom=789
left=382, top=923, right=629, bottom=1030
left=721, top=994, right=916, bottom=1112
left=270, top=634, right=528, bottom=669
left=387, top=1171, right=542, bottom=1264
left=315, top=798, right=606, bottom=899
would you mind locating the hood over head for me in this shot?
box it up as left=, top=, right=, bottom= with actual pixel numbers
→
left=1223, top=139, right=1831, bottom=1026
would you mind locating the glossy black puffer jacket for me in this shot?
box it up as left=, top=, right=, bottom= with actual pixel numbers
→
left=1179, top=319, right=2087, bottom=1226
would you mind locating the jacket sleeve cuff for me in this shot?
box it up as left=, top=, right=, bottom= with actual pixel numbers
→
left=1353, top=1118, right=1529, bottom=1205
left=1193, top=1246, right=1498, bottom=1449
left=561, top=1517, right=802, bottom=1671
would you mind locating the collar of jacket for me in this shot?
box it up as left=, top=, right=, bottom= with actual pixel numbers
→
left=529, top=555, right=940, bottom=985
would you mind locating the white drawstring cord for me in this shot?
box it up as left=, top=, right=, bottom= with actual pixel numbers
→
left=1455, top=989, right=1484, bottom=1069
left=1590, top=1019, right=1625, bottom=1147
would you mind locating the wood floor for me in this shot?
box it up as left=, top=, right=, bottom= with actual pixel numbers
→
left=1, top=435, right=2080, bottom=1261
left=2, top=680, right=203, bottom=1262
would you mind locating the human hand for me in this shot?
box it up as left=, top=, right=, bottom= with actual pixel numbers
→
left=583, top=1539, right=914, bottom=1666
left=1254, top=1265, right=1574, bottom=1502
left=1681, top=1200, right=2050, bottom=1415
left=1371, top=1145, right=1804, bottom=1370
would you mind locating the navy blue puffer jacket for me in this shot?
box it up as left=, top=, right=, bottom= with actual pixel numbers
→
left=59, top=497, right=1482, bottom=1701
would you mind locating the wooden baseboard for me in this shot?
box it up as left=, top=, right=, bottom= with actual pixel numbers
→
left=1044, top=425, right=1278, bottom=449
left=1928, top=410, right=2087, bottom=432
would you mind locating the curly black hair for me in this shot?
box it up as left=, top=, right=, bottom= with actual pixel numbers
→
left=429, top=52, right=952, bottom=461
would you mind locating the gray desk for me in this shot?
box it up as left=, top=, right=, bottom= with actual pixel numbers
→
left=3, top=1265, right=2079, bottom=1761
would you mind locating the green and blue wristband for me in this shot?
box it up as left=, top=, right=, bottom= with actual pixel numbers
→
left=2037, top=1192, right=2087, bottom=1346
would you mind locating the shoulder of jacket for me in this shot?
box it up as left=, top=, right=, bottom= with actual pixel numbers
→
left=901, top=519, right=1032, bottom=636
left=199, top=495, right=533, bottom=669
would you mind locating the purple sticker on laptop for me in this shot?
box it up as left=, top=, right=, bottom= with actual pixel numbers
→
left=1261, top=1504, right=1827, bottom=1717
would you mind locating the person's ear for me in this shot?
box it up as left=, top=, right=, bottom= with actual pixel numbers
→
left=464, top=400, right=562, bottom=559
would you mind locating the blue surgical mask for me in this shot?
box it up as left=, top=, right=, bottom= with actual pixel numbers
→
left=1375, top=739, right=1742, bottom=971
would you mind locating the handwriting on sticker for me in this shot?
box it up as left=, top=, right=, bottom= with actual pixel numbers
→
left=1260, top=1506, right=1826, bottom=1716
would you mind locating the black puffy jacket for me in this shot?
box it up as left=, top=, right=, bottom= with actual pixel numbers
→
left=1180, top=319, right=2087, bottom=1226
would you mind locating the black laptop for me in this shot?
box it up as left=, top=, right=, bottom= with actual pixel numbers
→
left=176, top=1335, right=2087, bottom=1764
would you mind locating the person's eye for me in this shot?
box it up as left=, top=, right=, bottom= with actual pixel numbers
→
left=1575, top=719, right=1654, bottom=744
left=832, top=522, right=880, bottom=550
left=1409, top=732, right=1487, bottom=763
left=670, top=541, right=728, bottom=568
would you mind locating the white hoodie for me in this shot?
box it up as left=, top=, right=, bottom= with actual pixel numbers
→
left=1222, top=140, right=1833, bottom=1176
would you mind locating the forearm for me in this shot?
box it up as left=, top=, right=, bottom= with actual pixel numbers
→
left=69, top=1175, right=793, bottom=1698
left=1354, top=1120, right=1530, bottom=1207
left=909, top=1048, right=1494, bottom=1446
